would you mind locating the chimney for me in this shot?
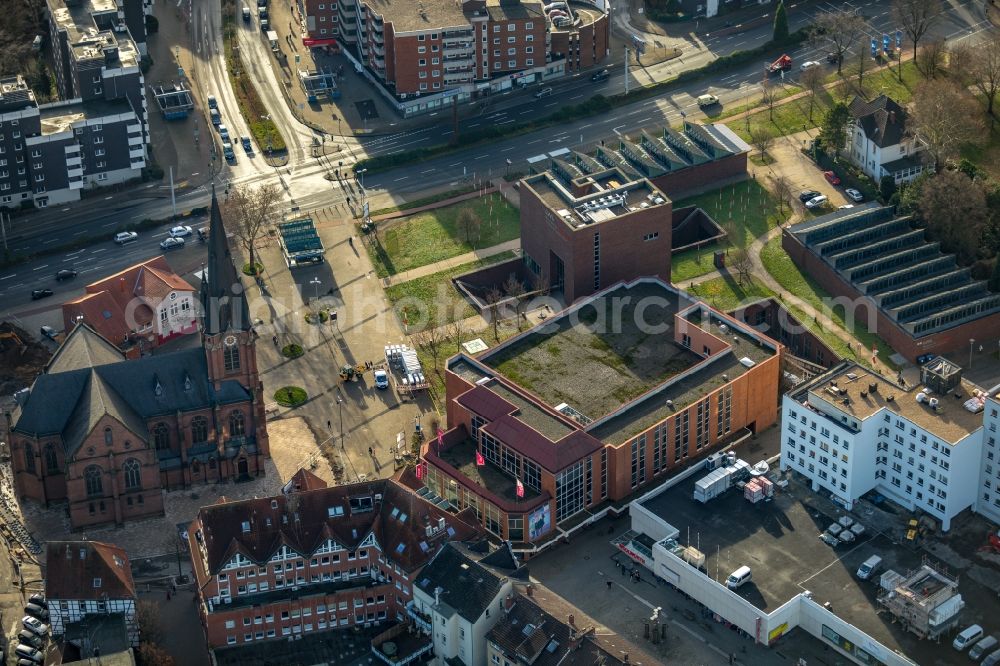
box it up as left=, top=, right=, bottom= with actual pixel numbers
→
left=889, top=110, right=896, bottom=124
left=434, top=586, right=442, bottom=606
left=526, top=584, right=534, bottom=597
left=568, top=614, right=575, bottom=628
left=503, top=594, right=515, bottom=612
left=624, top=654, right=630, bottom=663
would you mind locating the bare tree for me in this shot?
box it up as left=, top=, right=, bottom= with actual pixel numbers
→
left=723, top=221, right=754, bottom=287
left=414, top=325, right=446, bottom=375
left=946, top=42, right=975, bottom=87
left=910, top=79, right=985, bottom=171
left=137, top=643, right=175, bottom=666
left=748, top=125, right=774, bottom=161
left=447, top=318, right=466, bottom=350
left=967, top=34, right=1000, bottom=119
left=769, top=174, right=794, bottom=217
left=800, top=66, right=825, bottom=122
left=760, top=80, right=779, bottom=121
left=136, top=600, right=164, bottom=646
left=531, top=271, right=550, bottom=296
left=915, top=38, right=947, bottom=78
left=220, top=182, right=281, bottom=274
left=455, top=207, right=481, bottom=245
left=503, top=275, right=527, bottom=331
left=892, top=0, right=943, bottom=63
left=918, top=170, right=988, bottom=265
left=811, top=11, right=866, bottom=75
left=485, top=286, right=503, bottom=341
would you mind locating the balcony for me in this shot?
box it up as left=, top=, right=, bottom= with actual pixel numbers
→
left=443, top=39, right=474, bottom=50
left=404, top=601, right=432, bottom=633
left=371, top=622, right=433, bottom=666
left=129, top=147, right=146, bottom=160
left=372, top=44, right=385, bottom=57
left=442, top=57, right=473, bottom=68
left=443, top=72, right=472, bottom=84
left=209, top=574, right=382, bottom=612
left=372, top=31, right=384, bottom=44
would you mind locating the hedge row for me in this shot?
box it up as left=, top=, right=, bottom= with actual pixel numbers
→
left=354, top=29, right=810, bottom=174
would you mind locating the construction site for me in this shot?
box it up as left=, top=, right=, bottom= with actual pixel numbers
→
left=0, top=322, right=50, bottom=396
left=877, top=559, right=963, bottom=640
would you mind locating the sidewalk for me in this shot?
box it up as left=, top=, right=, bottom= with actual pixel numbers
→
left=369, top=187, right=497, bottom=222
left=381, top=239, right=521, bottom=288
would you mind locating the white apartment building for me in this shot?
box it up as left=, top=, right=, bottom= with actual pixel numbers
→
left=780, top=359, right=988, bottom=531
left=411, top=542, right=515, bottom=666
left=975, top=393, right=1000, bottom=524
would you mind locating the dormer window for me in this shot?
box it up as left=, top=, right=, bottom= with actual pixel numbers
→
left=183, top=374, right=192, bottom=391
left=93, top=578, right=102, bottom=588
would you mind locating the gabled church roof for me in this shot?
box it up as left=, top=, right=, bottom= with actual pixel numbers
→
left=201, top=188, right=251, bottom=335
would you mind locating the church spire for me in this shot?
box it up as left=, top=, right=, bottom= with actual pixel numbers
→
left=201, top=187, right=251, bottom=335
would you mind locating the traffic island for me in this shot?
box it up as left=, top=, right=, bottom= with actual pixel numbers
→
left=281, top=343, right=304, bottom=359
left=274, top=386, right=308, bottom=407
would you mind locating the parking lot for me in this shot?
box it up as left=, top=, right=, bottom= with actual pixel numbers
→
left=639, top=468, right=1000, bottom=665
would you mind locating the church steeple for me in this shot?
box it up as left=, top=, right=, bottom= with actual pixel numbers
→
left=200, top=187, right=251, bottom=336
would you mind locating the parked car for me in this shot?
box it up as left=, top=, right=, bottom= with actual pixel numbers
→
left=798, top=189, right=821, bottom=202
left=40, top=326, right=58, bottom=340
left=197, top=227, right=209, bottom=242
left=697, top=94, right=719, bottom=108
left=55, top=269, right=78, bottom=281
left=169, top=225, right=193, bottom=238
left=983, top=649, right=1000, bottom=666
left=823, top=170, right=841, bottom=185
left=18, top=630, right=42, bottom=649
left=160, top=237, right=185, bottom=251
left=971, top=636, right=1000, bottom=661
left=14, top=644, right=43, bottom=664
left=218, top=124, right=230, bottom=142
left=534, top=87, right=553, bottom=99
left=222, top=141, right=235, bottom=161
left=30, top=289, right=53, bottom=301
left=241, top=135, right=253, bottom=153
left=114, top=231, right=138, bottom=245
left=242, top=4, right=251, bottom=20
left=374, top=369, right=389, bottom=390
left=590, top=68, right=610, bottom=82
left=209, top=108, right=221, bottom=126
left=207, top=94, right=218, bottom=109
left=805, top=195, right=829, bottom=210
left=799, top=60, right=821, bottom=72
left=24, top=603, right=48, bottom=621
left=258, top=6, right=268, bottom=19
left=844, top=187, right=864, bottom=202
left=27, top=594, right=46, bottom=608
left=21, top=616, right=48, bottom=636
left=825, top=52, right=842, bottom=64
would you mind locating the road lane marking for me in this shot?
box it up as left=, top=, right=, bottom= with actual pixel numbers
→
left=570, top=94, right=584, bottom=100
left=32, top=265, right=49, bottom=271
left=91, top=248, right=108, bottom=254
left=0, top=275, right=14, bottom=280
left=474, top=155, right=488, bottom=160
left=501, top=147, right=514, bottom=152
left=498, top=119, right=515, bottom=124
left=421, top=169, right=436, bottom=174
left=393, top=176, right=409, bottom=182
left=448, top=162, right=462, bottom=167
left=519, top=110, right=533, bottom=115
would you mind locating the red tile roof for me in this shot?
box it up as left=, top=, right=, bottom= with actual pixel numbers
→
left=194, top=473, right=484, bottom=575
left=61, top=257, right=193, bottom=347
left=45, top=541, right=136, bottom=601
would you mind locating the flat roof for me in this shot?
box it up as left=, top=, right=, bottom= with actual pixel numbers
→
left=485, top=0, right=546, bottom=21
left=438, top=437, right=545, bottom=503
left=365, top=0, right=472, bottom=33
left=39, top=97, right=132, bottom=134
left=523, top=171, right=668, bottom=230
left=792, top=362, right=984, bottom=443
left=49, top=0, right=140, bottom=69
left=638, top=474, right=926, bottom=655
left=482, top=281, right=699, bottom=425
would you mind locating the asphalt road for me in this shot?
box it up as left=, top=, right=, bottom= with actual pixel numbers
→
left=0, top=0, right=988, bottom=278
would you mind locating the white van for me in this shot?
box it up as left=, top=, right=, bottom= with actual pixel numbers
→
left=856, top=555, right=882, bottom=580
left=955, top=625, right=985, bottom=651
left=726, top=566, right=752, bottom=589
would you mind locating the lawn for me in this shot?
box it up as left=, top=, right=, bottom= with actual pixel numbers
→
left=383, top=251, right=517, bottom=332
left=685, top=275, right=775, bottom=312
left=366, top=185, right=479, bottom=217
left=671, top=179, right=786, bottom=283
left=727, top=61, right=922, bottom=143
left=368, top=192, right=519, bottom=277
left=759, top=236, right=898, bottom=369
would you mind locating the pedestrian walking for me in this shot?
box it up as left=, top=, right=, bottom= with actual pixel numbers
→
left=620, top=565, right=626, bottom=577
left=327, top=420, right=332, bottom=430
left=368, top=446, right=373, bottom=456
left=606, top=580, right=612, bottom=590
left=272, top=334, right=278, bottom=346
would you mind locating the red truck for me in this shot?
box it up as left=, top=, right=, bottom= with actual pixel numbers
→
left=767, top=54, right=792, bottom=74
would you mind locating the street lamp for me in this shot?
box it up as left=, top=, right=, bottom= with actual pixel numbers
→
left=356, top=168, right=368, bottom=191
left=970, top=339, right=975, bottom=369
left=310, top=277, right=322, bottom=305
left=337, top=396, right=345, bottom=450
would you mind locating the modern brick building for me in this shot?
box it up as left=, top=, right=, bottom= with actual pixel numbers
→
left=63, top=256, right=197, bottom=357
left=302, top=0, right=609, bottom=116
left=421, top=278, right=782, bottom=548
left=3, top=190, right=270, bottom=529
left=782, top=205, right=1000, bottom=363
left=45, top=540, right=138, bottom=645
left=187, top=469, right=484, bottom=650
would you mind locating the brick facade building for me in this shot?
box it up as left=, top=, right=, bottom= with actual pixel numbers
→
left=303, top=0, right=609, bottom=115
left=782, top=206, right=1000, bottom=363
left=420, top=278, right=782, bottom=548
left=187, top=469, right=484, bottom=650
left=3, top=190, right=270, bottom=529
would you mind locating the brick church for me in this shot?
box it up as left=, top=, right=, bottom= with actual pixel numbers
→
left=3, top=189, right=270, bottom=529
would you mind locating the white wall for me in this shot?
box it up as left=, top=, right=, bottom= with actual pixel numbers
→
left=631, top=502, right=679, bottom=543
left=976, top=396, right=1000, bottom=525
